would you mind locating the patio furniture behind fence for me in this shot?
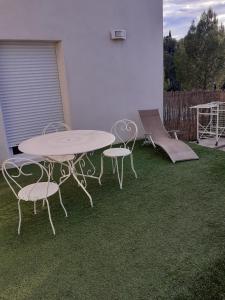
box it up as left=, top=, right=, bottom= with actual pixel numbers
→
left=190, top=102, right=225, bottom=146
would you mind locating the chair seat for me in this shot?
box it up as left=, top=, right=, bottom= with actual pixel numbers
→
left=45, top=154, right=74, bottom=162
left=18, top=182, right=59, bottom=201
left=103, top=147, right=131, bottom=157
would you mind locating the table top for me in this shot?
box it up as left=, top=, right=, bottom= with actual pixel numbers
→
left=19, top=130, right=115, bottom=156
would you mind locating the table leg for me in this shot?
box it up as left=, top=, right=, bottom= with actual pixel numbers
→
left=74, top=153, right=101, bottom=184
left=54, top=153, right=94, bottom=207
left=71, top=170, right=93, bottom=207
left=69, top=154, right=94, bottom=207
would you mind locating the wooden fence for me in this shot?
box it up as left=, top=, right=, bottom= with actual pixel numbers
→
left=164, top=91, right=225, bottom=141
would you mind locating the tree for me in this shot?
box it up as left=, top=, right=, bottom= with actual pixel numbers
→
left=174, top=9, right=225, bottom=90
left=164, top=31, right=180, bottom=91
left=174, top=38, right=190, bottom=89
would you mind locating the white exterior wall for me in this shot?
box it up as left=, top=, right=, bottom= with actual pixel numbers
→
left=0, top=0, right=163, bottom=162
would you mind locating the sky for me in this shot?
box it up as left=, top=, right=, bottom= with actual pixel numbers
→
left=164, top=0, right=225, bottom=39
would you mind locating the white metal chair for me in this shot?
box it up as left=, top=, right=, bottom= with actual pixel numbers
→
left=42, top=122, right=74, bottom=182
left=2, top=158, right=68, bottom=235
left=42, top=122, right=96, bottom=189
left=42, top=122, right=74, bottom=164
left=99, top=119, right=138, bottom=189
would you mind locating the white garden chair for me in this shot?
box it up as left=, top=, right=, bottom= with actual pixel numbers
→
left=42, top=122, right=96, bottom=190
left=99, top=119, right=138, bottom=189
left=42, top=122, right=75, bottom=182
left=2, top=158, right=68, bottom=235
left=42, top=122, right=74, bottom=163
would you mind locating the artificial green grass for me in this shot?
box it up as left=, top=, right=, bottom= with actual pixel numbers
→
left=1, top=142, right=225, bottom=299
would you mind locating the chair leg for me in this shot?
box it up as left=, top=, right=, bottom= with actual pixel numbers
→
left=112, top=158, right=116, bottom=174
left=50, top=162, right=55, bottom=180
left=71, top=172, right=94, bottom=207
left=130, top=154, right=137, bottom=178
left=17, top=199, right=22, bottom=235
left=58, top=189, right=68, bottom=217
left=47, top=162, right=54, bottom=180
left=45, top=198, right=56, bottom=235
left=115, top=157, right=124, bottom=189
left=174, top=132, right=178, bottom=141
left=60, top=163, right=63, bottom=176
left=33, top=201, right=37, bottom=215
left=99, top=154, right=104, bottom=185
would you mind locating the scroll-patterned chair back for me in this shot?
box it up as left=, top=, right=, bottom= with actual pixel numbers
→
left=111, top=119, right=138, bottom=152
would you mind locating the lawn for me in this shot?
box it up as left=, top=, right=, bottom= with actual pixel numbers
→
left=1, top=142, right=225, bottom=299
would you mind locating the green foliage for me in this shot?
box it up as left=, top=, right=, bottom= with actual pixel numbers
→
left=164, top=31, right=180, bottom=91
left=174, top=38, right=190, bottom=89
left=166, top=9, right=225, bottom=91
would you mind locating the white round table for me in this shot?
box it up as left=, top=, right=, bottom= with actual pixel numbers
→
left=19, top=130, right=115, bottom=207
left=19, top=130, right=115, bottom=156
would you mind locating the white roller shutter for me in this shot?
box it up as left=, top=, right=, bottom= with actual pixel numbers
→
left=0, top=41, right=64, bottom=148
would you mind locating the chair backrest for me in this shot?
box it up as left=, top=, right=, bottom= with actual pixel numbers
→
left=138, top=109, right=170, bottom=141
left=42, top=122, right=71, bottom=135
left=2, top=158, right=50, bottom=200
left=111, top=119, right=138, bottom=152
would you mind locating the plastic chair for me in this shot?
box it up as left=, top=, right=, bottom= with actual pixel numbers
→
left=2, top=158, right=68, bottom=235
left=99, top=119, right=138, bottom=189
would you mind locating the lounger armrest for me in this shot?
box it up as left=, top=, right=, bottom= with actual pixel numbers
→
left=143, top=133, right=156, bottom=148
left=168, top=129, right=180, bottom=133
left=169, top=130, right=186, bottom=134
left=168, top=130, right=181, bottom=141
left=144, top=132, right=154, bottom=139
